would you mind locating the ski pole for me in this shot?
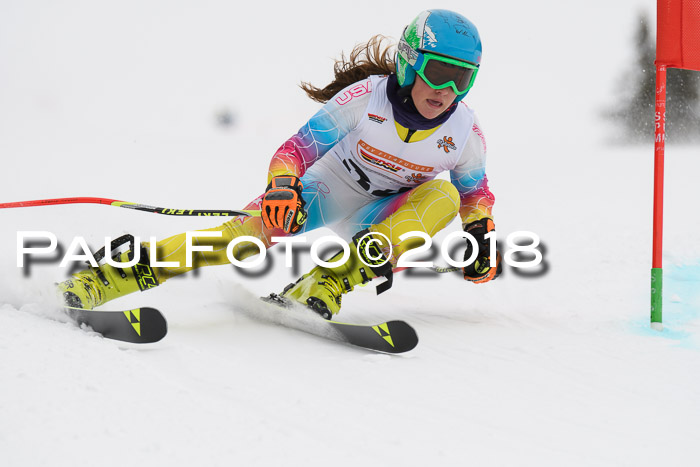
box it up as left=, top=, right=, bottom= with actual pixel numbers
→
left=1, top=198, right=467, bottom=274
left=0, top=197, right=261, bottom=217
left=393, top=265, right=461, bottom=274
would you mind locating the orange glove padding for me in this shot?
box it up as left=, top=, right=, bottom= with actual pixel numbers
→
left=261, top=176, right=307, bottom=233
left=463, top=218, right=502, bottom=284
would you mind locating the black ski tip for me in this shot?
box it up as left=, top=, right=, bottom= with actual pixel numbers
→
left=379, top=320, right=419, bottom=353
left=65, top=306, right=168, bottom=344
left=330, top=319, right=419, bottom=354
left=123, top=307, right=168, bottom=344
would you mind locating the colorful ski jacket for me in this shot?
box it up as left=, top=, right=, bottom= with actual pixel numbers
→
left=268, top=75, right=494, bottom=225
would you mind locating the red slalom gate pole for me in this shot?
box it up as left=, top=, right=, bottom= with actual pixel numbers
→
left=650, top=64, right=666, bottom=331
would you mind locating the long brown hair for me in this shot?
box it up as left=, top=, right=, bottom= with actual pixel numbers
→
left=300, top=35, right=396, bottom=103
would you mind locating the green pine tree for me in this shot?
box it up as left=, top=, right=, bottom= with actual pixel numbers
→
left=609, top=12, right=700, bottom=143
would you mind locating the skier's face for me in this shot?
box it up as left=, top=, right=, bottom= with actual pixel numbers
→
left=411, top=75, right=457, bottom=120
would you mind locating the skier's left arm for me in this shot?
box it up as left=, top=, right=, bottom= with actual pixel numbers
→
left=450, top=119, right=502, bottom=283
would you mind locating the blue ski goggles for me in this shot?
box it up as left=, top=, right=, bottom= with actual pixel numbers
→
left=414, top=52, right=479, bottom=95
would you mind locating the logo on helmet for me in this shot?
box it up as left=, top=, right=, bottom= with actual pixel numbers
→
left=397, top=40, right=419, bottom=65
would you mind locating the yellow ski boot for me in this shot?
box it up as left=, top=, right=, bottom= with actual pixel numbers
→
left=277, top=229, right=393, bottom=319
left=57, top=235, right=159, bottom=309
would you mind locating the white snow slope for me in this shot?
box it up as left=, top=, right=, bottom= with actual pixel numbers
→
left=2, top=1, right=700, bottom=466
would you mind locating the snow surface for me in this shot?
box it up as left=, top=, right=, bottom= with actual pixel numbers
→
left=2, top=1, right=700, bottom=466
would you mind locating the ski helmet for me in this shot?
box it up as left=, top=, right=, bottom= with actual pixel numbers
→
left=396, top=10, right=482, bottom=102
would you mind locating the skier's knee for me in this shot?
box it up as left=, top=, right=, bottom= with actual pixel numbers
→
left=413, top=179, right=460, bottom=215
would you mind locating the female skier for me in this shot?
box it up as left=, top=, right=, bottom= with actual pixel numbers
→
left=57, top=9, right=502, bottom=319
